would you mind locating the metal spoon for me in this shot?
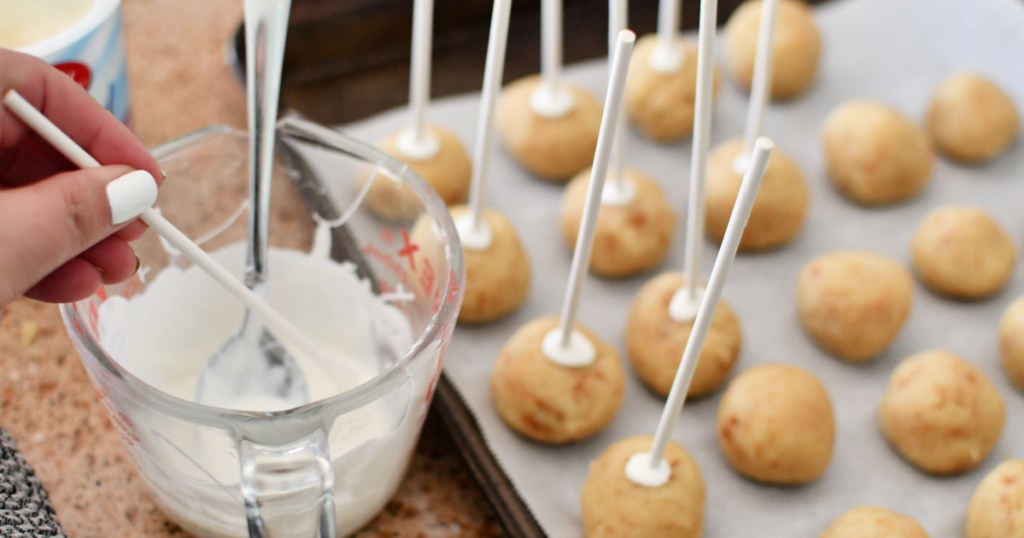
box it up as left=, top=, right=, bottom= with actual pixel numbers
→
left=196, top=0, right=308, bottom=408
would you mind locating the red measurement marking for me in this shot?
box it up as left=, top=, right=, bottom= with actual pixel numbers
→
left=419, top=257, right=435, bottom=296
left=379, top=228, right=395, bottom=246
left=54, top=61, right=91, bottom=90
left=398, top=230, right=419, bottom=270
left=88, top=301, right=99, bottom=334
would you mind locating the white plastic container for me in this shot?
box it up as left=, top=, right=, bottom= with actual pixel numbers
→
left=14, top=0, right=131, bottom=123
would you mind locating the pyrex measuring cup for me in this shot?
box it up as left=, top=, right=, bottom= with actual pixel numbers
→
left=61, top=118, right=464, bottom=538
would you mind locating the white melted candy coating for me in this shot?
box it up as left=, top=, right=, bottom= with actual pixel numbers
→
left=541, top=327, right=596, bottom=367
left=624, top=451, right=672, bottom=487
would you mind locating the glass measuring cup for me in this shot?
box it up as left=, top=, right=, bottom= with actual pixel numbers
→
left=61, top=118, right=464, bottom=538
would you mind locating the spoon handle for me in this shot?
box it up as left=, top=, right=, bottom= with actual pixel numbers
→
left=244, top=0, right=292, bottom=288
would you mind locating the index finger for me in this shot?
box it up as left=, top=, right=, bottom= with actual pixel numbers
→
left=0, top=48, right=161, bottom=185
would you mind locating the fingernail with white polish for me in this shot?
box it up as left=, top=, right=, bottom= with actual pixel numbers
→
left=107, top=170, right=158, bottom=225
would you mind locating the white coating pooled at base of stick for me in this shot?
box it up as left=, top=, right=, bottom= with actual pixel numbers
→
left=395, top=126, right=442, bottom=161
left=625, top=451, right=672, bottom=487
left=541, top=328, right=596, bottom=367
left=454, top=212, right=494, bottom=251
left=669, top=285, right=705, bottom=323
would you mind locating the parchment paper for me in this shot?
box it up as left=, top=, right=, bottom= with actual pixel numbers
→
left=341, top=0, right=1024, bottom=534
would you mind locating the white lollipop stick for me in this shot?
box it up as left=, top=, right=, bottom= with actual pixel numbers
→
left=737, top=0, right=779, bottom=173
left=458, top=0, right=513, bottom=251
left=673, top=0, right=718, bottom=322
left=603, top=0, right=635, bottom=206
left=397, top=0, right=440, bottom=160
left=627, top=138, right=773, bottom=488
left=545, top=31, right=636, bottom=366
left=652, top=0, right=682, bottom=72
left=2, top=89, right=334, bottom=377
left=531, top=0, right=575, bottom=118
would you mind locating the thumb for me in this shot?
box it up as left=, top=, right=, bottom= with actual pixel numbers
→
left=0, top=166, right=158, bottom=304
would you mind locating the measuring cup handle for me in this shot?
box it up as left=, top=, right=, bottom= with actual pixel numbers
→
left=239, top=428, right=336, bottom=538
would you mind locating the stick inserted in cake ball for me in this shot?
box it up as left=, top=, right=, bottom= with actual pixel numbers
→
left=458, top=0, right=513, bottom=249
left=397, top=0, right=439, bottom=159
left=627, top=137, right=773, bottom=487
left=738, top=0, right=779, bottom=172
left=532, top=0, right=576, bottom=117
left=545, top=31, right=636, bottom=365
left=652, top=0, right=683, bottom=72
left=672, top=0, right=718, bottom=321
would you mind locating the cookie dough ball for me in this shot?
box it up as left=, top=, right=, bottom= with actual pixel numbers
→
left=496, top=75, right=601, bottom=181
left=561, top=169, right=677, bottom=277
left=798, top=251, right=913, bottom=361
left=999, top=296, right=1024, bottom=390
left=910, top=205, right=1016, bottom=299
left=450, top=206, right=531, bottom=324
left=706, top=139, right=810, bottom=250
left=928, top=73, right=1019, bottom=163
left=822, top=101, right=934, bottom=205
left=965, top=460, right=1024, bottom=538
left=582, top=435, right=705, bottom=538
left=491, top=316, right=625, bottom=443
left=724, top=0, right=822, bottom=100
left=820, top=506, right=929, bottom=538
left=880, top=350, right=1005, bottom=475
left=717, top=364, right=834, bottom=484
left=626, top=272, right=742, bottom=398
left=367, top=125, right=472, bottom=220
left=625, top=34, right=722, bottom=141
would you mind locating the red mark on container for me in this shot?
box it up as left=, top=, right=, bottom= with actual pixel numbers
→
left=399, top=230, right=419, bottom=270
left=54, top=62, right=91, bottom=90
left=380, top=228, right=395, bottom=246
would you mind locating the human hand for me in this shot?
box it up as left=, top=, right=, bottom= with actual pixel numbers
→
left=0, top=48, right=161, bottom=306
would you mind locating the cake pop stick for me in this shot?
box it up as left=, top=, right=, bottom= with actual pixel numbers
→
left=2, top=89, right=335, bottom=375
left=531, top=0, right=576, bottom=117
left=671, top=0, right=717, bottom=322
left=396, top=0, right=440, bottom=159
left=652, top=0, right=682, bottom=72
left=603, top=0, right=635, bottom=205
left=737, top=0, right=779, bottom=173
left=457, top=0, right=513, bottom=250
left=626, top=137, right=773, bottom=487
left=544, top=30, right=636, bottom=365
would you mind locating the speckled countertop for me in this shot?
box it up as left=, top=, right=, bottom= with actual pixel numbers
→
left=0, top=1, right=501, bottom=536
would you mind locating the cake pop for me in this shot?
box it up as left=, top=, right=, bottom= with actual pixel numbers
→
left=798, top=251, right=913, bottom=361
left=999, top=295, right=1024, bottom=391
left=368, top=0, right=471, bottom=219
left=495, top=0, right=601, bottom=180
left=822, top=101, right=934, bottom=205
left=490, top=31, right=636, bottom=444
left=581, top=435, right=705, bottom=538
left=910, top=205, right=1016, bottom=299
left=448, top=0, right=530, bottom=324
left=820, top=506, right=929, bottom=538
left=965, top=460, right=1024, bottom=538
left=724, top=0, right=821, bottom=99
left=928, top=73, right=1019, bottom=163
left=717, top=363, right=835, bottom=484
left=880, top=350, right=1005, bottom=475
left=626, top=272, right=741, bottom=397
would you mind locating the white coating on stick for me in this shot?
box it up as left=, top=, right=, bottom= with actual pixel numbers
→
left=740, top=0, right=779, bottom=167
left=680, top=0, right=717, bottom=320
left=653, top=0, right=683, bottom=72
left=2, top=89, right=335, bottom=377
left=644, top=137, right=774, bottom=477
left=555, top=31, right=636, bottom=350
left=466, top=0, right=513, bottom=246
left=401, top=0, right=440, bottom=160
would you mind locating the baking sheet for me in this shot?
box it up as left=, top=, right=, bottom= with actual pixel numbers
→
left=340, top=0, right=1024, bottom=535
